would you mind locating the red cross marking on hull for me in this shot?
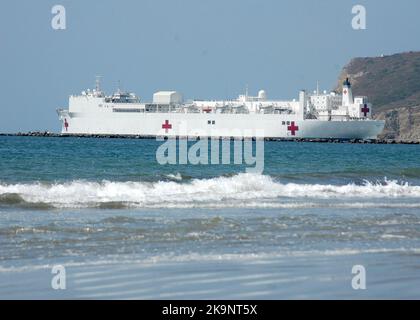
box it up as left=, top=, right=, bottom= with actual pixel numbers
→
left=162, top=120, right=172, bottom=133
left=287, top=121, right=299, bottom=136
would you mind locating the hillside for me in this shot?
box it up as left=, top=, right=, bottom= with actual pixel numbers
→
left=335, top=51, right=420, bottom=141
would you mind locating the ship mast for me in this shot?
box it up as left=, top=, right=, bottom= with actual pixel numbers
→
left=117, top=80, right=121, bottom=94
left=95, top=75, right=102, bottom=92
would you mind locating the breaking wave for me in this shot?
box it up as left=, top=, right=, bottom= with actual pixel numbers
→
left=1, top=174, right=420, bottom=209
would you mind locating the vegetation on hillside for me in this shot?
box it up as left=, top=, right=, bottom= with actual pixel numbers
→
left=336, top=51, right=420, bottom=113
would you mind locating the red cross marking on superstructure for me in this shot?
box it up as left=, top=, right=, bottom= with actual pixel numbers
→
left=361, top=104, right=370, bottom=117
left=287, top=121, right=299, bottom=136
left=64, top=118, right=69, bottom=132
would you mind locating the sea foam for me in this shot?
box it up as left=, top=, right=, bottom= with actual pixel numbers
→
left=1, top=174, right=420, bottom=208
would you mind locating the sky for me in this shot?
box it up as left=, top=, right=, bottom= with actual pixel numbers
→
left=1, top=0, right=420, bottom=132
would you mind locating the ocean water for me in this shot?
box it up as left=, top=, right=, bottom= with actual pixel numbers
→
left=0, top=136, right=419, bottom=299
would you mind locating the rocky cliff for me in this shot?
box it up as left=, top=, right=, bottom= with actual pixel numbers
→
left=335, top=51, right=420, bottom=141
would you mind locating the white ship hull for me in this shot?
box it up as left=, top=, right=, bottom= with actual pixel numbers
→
left=58, top=110, right=385, bottom=139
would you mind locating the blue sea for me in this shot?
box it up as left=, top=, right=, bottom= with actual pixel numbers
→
left=0, top=136, right=419, bottom=299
